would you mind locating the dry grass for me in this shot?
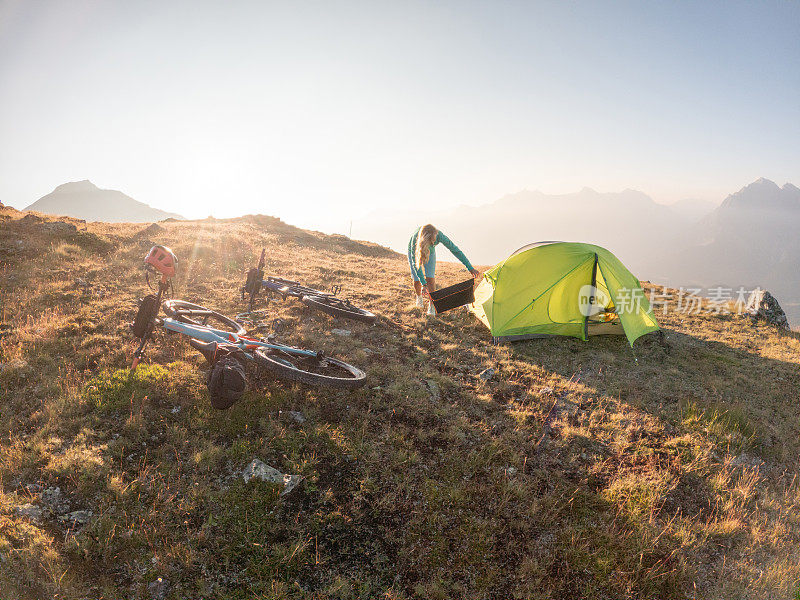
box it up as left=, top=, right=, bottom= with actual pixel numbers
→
left=1, top=206, right=799, bottom=599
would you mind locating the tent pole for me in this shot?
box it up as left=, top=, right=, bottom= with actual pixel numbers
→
left=584, top=253, right=599, bottom=341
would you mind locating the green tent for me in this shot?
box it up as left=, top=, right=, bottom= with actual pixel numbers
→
left=470, top=241, right=659, bottom=346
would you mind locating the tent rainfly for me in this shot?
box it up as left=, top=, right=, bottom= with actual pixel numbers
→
left=470, top=242, right=660, bottom=346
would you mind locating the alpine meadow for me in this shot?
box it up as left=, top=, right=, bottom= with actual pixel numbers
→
left=1, top=206, right=799, bottom=599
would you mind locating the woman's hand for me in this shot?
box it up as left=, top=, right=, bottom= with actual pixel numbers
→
left=470, top=268, right=480, bottom=278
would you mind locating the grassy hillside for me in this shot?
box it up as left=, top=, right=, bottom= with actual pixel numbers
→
left=1, top=207, right=799, bottom=599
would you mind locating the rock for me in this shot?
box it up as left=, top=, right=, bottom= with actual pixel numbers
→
left=41, top=486, right=70, bottom=515
left=286, top=410, right=306, bottom=424
left=13, top=503, right=43, bottom=522
left=332, top=328, right=352, bottom=337
left=24, top=483, right=42, bottom=494
left=41, top=486, right=62, bottom=504
left=538, top=386, right=555, bottom=396
left=281, top=475, right=303, bottom=495
left=731, top=453, right=765, bottom=470
left=242, top=459, right=282, bottom=484
left=478, top=367, right=496, bottom=382
left=59, top=509, right=92, bottom=527
left=425, top=379, right=441, bottom=401
left=242, top=459, right=303, bottom=496
left=73, top=277, right=91, bottom=288
left=41, top=221, right=78, bottom=234
left=171, top=406, right=181, bottom=414
left=745, top=289, right=790, bottom=330
left=0, top=358, right=28, bottom=373
left=148, top=577, right=169, bottom=600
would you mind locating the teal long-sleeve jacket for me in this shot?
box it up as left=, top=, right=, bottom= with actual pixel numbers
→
left=408, top=227, right=474, bottom=282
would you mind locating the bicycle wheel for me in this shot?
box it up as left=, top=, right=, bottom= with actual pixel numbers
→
left=301, top=295, right=377, bottom=324
left=163, top=300, right=247, bottom=335
left=254, top=346, right=366, bottom=389
left=265, top=277, right=326, bottom=298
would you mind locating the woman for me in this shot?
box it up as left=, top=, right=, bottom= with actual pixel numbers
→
left=408, top=224, right=479, bottom=315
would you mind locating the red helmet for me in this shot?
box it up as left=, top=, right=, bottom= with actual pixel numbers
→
left=144, top=245, right=177, bottom=278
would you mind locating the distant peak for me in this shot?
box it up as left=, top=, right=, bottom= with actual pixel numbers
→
left=720, top=177, right=800, bottom=211
left=579, top=186, right=598, bottom=194
left=783, top=182, right=800, bottom=193
left=747, top=177, right=779, bottom=189
left=620, top=188, right=651, bottom=200
left=53, top=180, right=99, bottom=194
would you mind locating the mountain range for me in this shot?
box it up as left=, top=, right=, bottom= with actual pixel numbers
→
left=355, top=178, right=800, bottom=326
left=662, top=178, right=800, bottom=324
left=24, top=180, right=183, bottom=222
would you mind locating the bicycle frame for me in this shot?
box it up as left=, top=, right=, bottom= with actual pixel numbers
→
left=242, top=249, right=340, bottom=311
left=260, top=278, right=335, bottom=298
left=160, top=317, right=319, bottom=358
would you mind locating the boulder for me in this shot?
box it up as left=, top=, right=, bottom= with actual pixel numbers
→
left=242, top=459, right=303, bottom=496
left=745, top=289, right=790, bottom=330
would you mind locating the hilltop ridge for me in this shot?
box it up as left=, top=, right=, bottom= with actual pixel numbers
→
left=0, top=205, right=799, bottom=599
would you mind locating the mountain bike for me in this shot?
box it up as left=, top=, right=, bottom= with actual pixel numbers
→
left=130, top=246, right=367, bottom=390
left=241, top=249, right=377, bottom=324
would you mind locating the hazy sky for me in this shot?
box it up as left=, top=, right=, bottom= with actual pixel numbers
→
left=1, top=0, right=798, bottom=232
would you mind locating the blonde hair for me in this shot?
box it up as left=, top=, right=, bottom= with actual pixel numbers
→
left=416, top=224, right=438, bottom=271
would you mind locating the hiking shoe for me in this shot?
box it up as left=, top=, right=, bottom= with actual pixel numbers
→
left=427, top=303, right=436, bottom=317
left=415, top=295, right=425, bottom=309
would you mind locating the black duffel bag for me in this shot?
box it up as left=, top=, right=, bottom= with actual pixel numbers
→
left=131, top=294, right=160, bottom=338
left=207, top=345, right=248, bottom=410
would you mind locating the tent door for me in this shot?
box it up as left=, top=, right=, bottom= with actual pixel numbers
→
left=583, top=253, right=599, bottom=340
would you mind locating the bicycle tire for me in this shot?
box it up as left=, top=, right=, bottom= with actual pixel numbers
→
left=162, top=300, right=247, bottom=335
left=301, top=295, right=377, bottom=324
left=254, top=346, right=366, bottom=389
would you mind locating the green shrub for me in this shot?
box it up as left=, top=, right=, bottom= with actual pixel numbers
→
left=82, top=364, right=180, bottom=411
